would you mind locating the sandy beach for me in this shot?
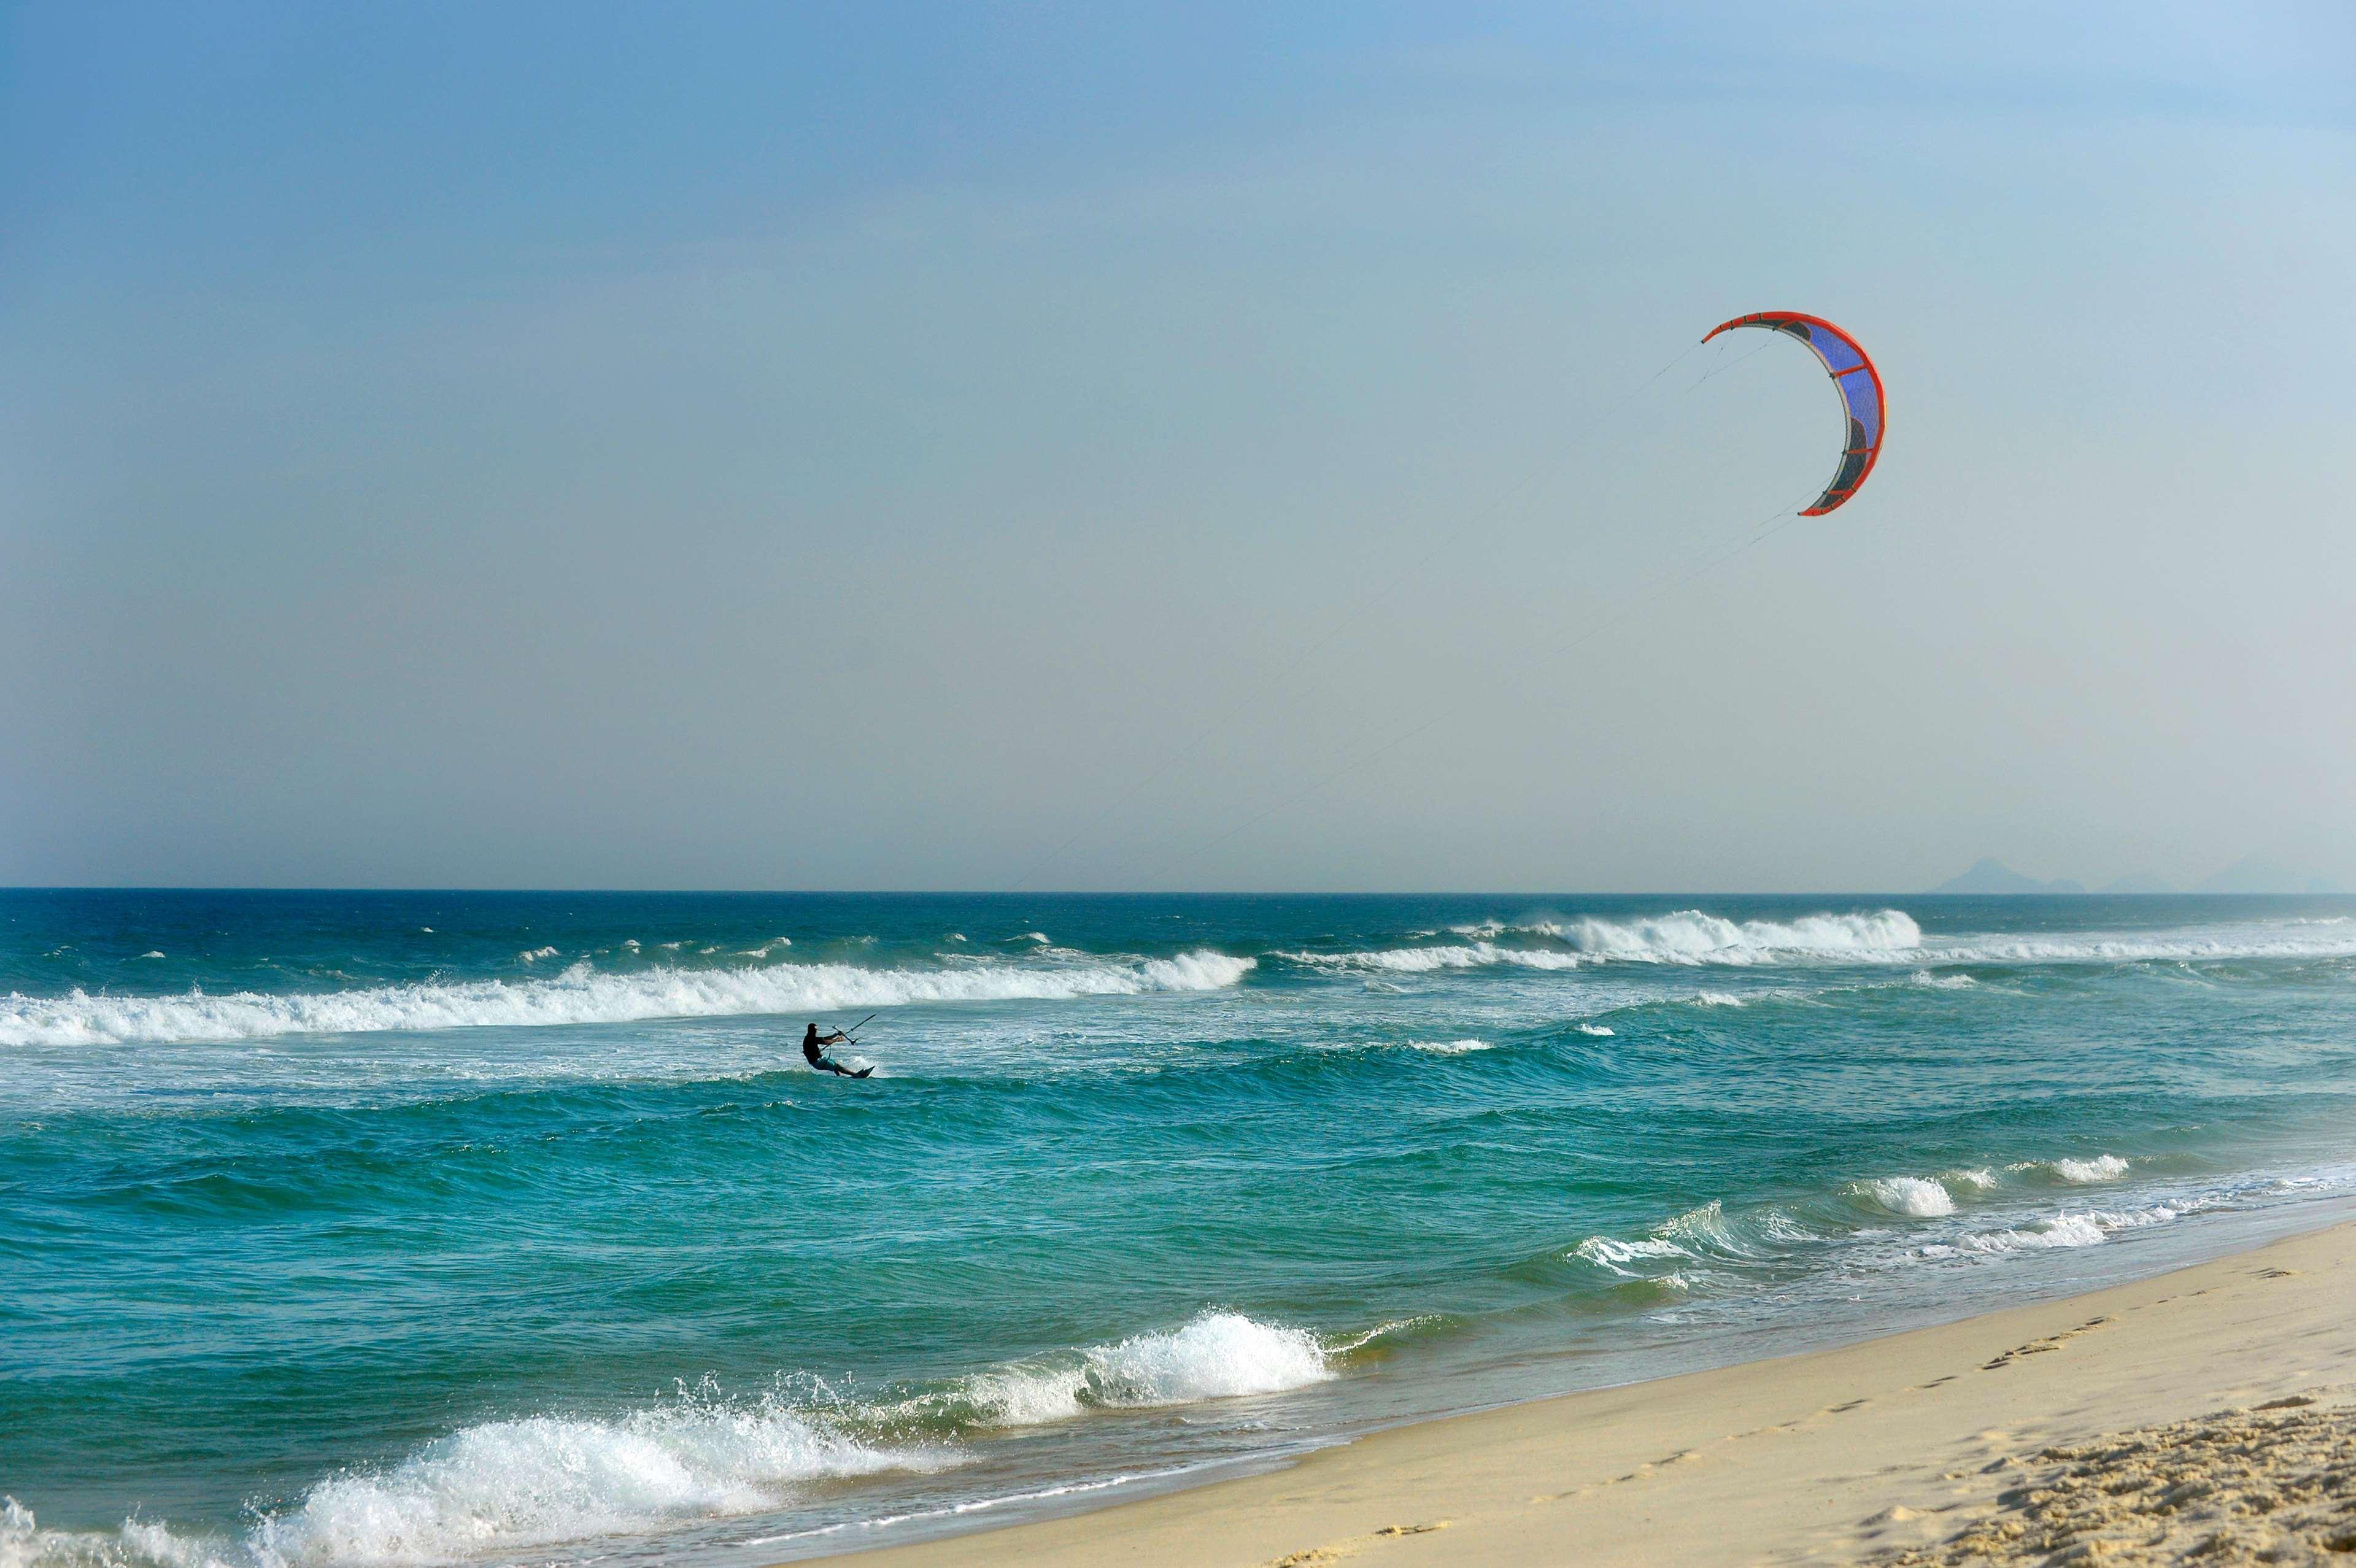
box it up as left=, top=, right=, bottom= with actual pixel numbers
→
left=843, top=1217, right=2356, bottom=1567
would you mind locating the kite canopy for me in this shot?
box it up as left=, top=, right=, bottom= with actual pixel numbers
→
left=1703, top=312, right=1884, bottom=516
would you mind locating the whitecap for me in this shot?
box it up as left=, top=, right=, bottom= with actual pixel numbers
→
left=1923, top=1205, right=2174, bottom=1258
left=1926, top=927, right=2356, bottom=966
left=960, top=1312, right=1331, bottom=1427
left=1277, top=943, right=1582, bottom=973
left=1858, top=1176, right=1955, bottom=1218
left=0, top=952, right=1257, bottom=1048
left=244, top=1394, right=938, bottom=1566
left=1454, top=910, right=1921, bottom=964
left=2005, top=1154, right=2130, bottom=1184
left=1572, top=1235, right=1690, bottom=1276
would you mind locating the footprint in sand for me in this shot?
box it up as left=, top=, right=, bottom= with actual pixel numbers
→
left=1267, top=1521, right=1450, bottom=1567
left=1982, top=1316, right=2113, bottom=1370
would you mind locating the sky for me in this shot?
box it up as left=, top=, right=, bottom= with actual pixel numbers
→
left=4, top=1, right=2353, bottom=892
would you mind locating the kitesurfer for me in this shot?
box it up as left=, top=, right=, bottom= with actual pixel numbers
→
left=801, top=1022, right=871, bottom=1078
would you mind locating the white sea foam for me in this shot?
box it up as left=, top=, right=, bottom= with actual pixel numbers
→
left=246, top=1393, right=935, bottom=1567
left=961, top=1313, right=1331, bottom=1427
left=516, top=946, right=559, bottom=963
left=1461, top=911, right=2356, bottom=971
left=1691, top=991, right=1745, bottom=1008
left=1402, top=1038, right=1493, bottom=1054
left=1277, top=943, right=1584, bottom=974
left=1575, top=1022, right=1615, bottom=1037
left=2, top=1313, right=1327, bottom=1568
left=1922, top=1204, right=2182, bottom=1259
left=1572, top=1235, right=1691, bottom=1276
left=1923, top=927, right=2356, bottom=967
left=1860, top=1176, right=1955, bottom=1218
left=1455, top=910, right=1922, bottom=962
left=1307, top=911, right=1923, bottom=975
left=1, top=1398, right=943, bottom=1568
left=1947, top=1167, right=1999, bottom=1192
left=2, top=1499, right=166, bottom=1568
left=0, top=952, right=1256, bottom=1048
left=2006, top=1154, right=2130, bottom=1184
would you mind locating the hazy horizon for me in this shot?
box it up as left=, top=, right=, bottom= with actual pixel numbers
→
left=7, top=2, right=2352, bottom=893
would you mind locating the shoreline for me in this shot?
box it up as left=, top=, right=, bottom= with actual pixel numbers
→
left=826, top=1215, right=2356, bottom=1566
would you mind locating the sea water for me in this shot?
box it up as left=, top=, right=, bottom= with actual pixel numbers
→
left=5, top=890, right=2355, bottom=1565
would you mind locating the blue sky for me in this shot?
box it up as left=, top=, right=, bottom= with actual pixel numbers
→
left=5, top=2, right=2353, bottom=889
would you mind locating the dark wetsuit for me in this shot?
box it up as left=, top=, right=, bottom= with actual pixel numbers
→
left=802, top=1024, right=867, bottom=1077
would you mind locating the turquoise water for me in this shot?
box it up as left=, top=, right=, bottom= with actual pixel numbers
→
left=6, top=890, right=2355, bottom=1565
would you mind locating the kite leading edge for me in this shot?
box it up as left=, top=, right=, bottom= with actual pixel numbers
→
left=1703, top=312, right=1885, bottom=516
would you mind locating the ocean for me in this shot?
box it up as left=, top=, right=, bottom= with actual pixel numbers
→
left=6, top=889, right=2355, bottom=1566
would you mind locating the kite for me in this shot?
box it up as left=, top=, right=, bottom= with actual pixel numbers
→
left=1703, top=312, right=1885, bottom=516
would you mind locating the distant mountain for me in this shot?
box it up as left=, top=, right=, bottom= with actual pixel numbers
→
left=2100, top=871, right=2177, bottom=894
left=1929, top=857, right=2085, bottom=895
left=2197, top=855, right=2346, bottom=895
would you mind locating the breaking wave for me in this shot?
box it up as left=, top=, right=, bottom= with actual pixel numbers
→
left=945, top=1312, right=1332, bottom=1429
left=1566, top=1153, right=2251, bottom=1292
left=249, top=1396, right=933, bottom=1567
left=1922, top=927, right=2356, bottom=966
left=1289, top=910, right=1921, bottom=976
left=1453, top=910, right=1922, bottom=962
left=1858, top=1176, right=1956, bottom=1218
left=1, top=1394, right=933, bottom=1568
left=0, top=1311, right=1329, bottom=1568
left=1276, top=943, right=1583, bottom=973
left=1572, top=1235, right=1690, bottom=1276
left=1920, top=1203, right=2189, bottom=1259
left=2012, top=1154, right=2131, bottom=1185
left=0, top=952, right=1256, bottom=1048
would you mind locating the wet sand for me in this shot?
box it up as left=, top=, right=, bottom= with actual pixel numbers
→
left=836, top=1219, right=2356, bottom=1566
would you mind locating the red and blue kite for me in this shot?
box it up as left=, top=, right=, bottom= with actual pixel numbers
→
left=1704, top=312, right=1885, bottom=516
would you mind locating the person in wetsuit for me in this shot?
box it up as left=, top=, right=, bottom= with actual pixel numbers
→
left=801, top=1022, right=870, bottom=1078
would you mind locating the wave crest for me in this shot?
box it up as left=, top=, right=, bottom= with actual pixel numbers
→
left=1858, top=1176, right=1955, bottom=1218
left=1294, top=910, right=1921, bottom=976
left=0, top=1311, right=1327, bottom=1567
left=0, top=952, right=1256, bottom=1048
left=1921, top=1202, right=2185, bottom=1259
left=1458, top=910, right=1921, bottom=962
left=1276, top=943, right=1583, bottom=974
left=908, top=1312, right=1331, bottom=1430
left=249, top=1396, right=933, bottom=1566
left=2007, top=1154, right=2130, bottom=1185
